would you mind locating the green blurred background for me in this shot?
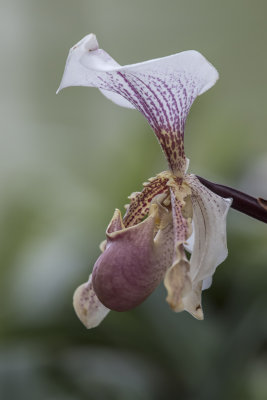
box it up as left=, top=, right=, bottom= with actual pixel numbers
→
left=1, top=0, right=267, bottom=399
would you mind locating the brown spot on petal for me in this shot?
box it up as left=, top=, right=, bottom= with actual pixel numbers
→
left=123, top=173, right=169, bottom=227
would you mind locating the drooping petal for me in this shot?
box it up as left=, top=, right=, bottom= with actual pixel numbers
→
left=92, top=199, right=174, bottom=312
left=57, top=33, right=218, bottom=175
left=185, top=174, right=232, bottom=289
left=167, top=175, right=231, bottom=320
left=73, top=274, right=110, bottom=329
left=163, top=180, right=193, bottom=312
left=164, top=243, right=192, bottom=313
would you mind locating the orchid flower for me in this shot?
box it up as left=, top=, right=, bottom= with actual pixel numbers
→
left=58, top=34, right=267, bottom=329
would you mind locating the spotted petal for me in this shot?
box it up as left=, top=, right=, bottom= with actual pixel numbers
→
left=57, top=33, right=218, bottom=175
left=163, top=180, right=193, bottom=312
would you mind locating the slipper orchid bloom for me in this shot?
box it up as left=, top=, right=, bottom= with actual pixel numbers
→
left=57, top=34, right=232, bottom=328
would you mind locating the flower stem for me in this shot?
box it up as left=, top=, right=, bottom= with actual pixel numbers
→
left=196, top=176, right=267, bottom=223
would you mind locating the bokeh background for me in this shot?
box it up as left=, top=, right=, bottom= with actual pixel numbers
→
left=1, top=1, right=267, bottom=399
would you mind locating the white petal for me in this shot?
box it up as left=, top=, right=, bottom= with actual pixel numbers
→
left=99, top=88, right=135, bottom=109
left=58, top=33, right=218, bottom=127
left=163, top=185, right=193, bottom=312
left=73, top=274, right=110, bottom=329
left=57, top=34, right=218, bottom=174
left=185, top=174, right=232, bottom=285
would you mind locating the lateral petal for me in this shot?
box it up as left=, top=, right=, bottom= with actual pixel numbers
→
left=186, top=174, right=232, bottom=286
left=163, top=182, right=193, bottom=312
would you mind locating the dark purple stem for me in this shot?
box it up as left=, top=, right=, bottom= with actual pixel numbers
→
left=196, top=176, right=267, bottom=224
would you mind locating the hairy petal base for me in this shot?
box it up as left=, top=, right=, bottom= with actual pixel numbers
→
left=123, top=174, right=169, bottom=227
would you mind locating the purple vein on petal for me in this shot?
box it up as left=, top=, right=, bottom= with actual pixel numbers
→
left=115, top=72, right=187, bottom=173
left=58, top=35, right=219, bottom=175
